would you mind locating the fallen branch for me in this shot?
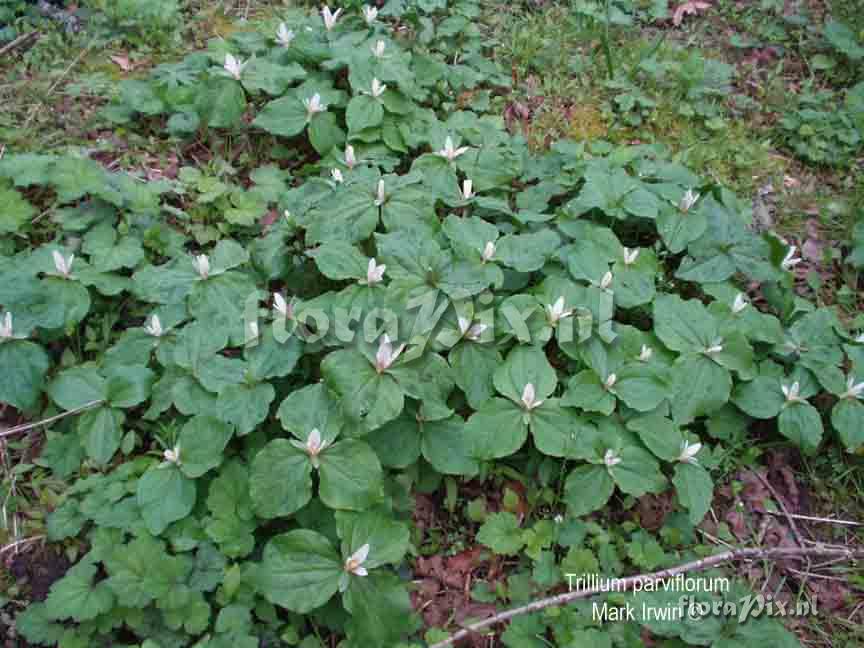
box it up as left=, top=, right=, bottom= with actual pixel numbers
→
left=0, top=31, right=39, bottom=58
left=428, top=546, right=864, bottom=648
left=0, top=400, right=104, bottom=439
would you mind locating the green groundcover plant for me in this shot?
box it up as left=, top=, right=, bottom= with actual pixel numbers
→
left=1, top=2, right=863, bottom=646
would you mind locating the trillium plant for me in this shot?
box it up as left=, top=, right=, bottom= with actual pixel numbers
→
left=0, top=2, right=859, bottom=648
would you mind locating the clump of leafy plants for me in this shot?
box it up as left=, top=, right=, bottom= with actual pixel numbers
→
left=1, top=2, right=863, bottom=647
left=776, top=83, right=864, bottom=165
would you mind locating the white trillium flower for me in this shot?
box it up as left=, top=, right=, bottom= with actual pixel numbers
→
left=679, top=188, right=700, bottom=212
left=53, top=250, right=74, bottom=278
left=192, top=254, right=210, bottom=279
left=623, top=247, right=639, bottom=265
left=842, top=375, right=864, bottom=400
left=0, top=312, right=13, bottom=339
left=345, top=543, right=370, bottom=576
left=704, top=337, right=724, bottom=355
left=304, top=93, right=327, bottom=118
left=362, top=5, right=378, bottom=24
left=604, top=449, right=622, bottom=468
left=436, top=136, right=469, bottom=162
left=599, top=271, right=613, bottom=291
left=364, top=258, right=386, bottom=285
left=321, top=6, right=342, bottom=30
left=273, top=293, right=294, bottom=319
left=604, top=373, right=617, bottom=390
left=781, top=381, right=804, bottom=404
left=144, top=314, right=163, bottom=337
left=732, top=293, right=749, bottom=314
left=369, top=78, right=387, bottom=98
left=481, top=241, right=496, bottom=263
left=458, top=316, right=487, bottom=341
left=638, top=344, right=653, bottom=362
left=781, top=245, right=801, bottom=271
left=374, top=179, right=386, bottom=206
left=554, top=514, right=564, bottom=524
left=276, top=23, right=295, bottom=46
left=678, top=440, right=702, bottom=465
left=546, top=296, right=573, bottom=325
left=344, top=144, right=357, bottom=169
left=520, top=383, right=543, bottom=410
left=163, top=445, right=181, bottom=465
left=291, top=428, right=330, bottom=468
left=375, top=334, right=405, bottom=372
left=856, top=332, right=864, bottom=344
left=246, top=321, right=260, bottom=343
left=331, top=168, right=344, bottom=184
left=371, top=39, right=386, bottom=58
left=224, top=53, right=247, bottom=80
left=460, top=178, right=474, bottom=200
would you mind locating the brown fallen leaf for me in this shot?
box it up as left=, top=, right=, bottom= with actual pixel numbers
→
left=673, top=0, right=711, bottom=26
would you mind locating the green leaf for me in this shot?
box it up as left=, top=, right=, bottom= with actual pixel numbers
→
left=732, top=376, right=784, bottom=419
left=344, top=572, right=417, bottom=644
left=347, top=95, right=384, bottom=132
left=465, top=398, right=527, bottom=460
left=778, top=401, right=824, bottom=450
left=670, top=354, right=731, bottom=424
left=308, top=111, right=345, bottom=155
left=310, top=241, right=370, bottom=280
left=564, top=464, right=615, bottom=516
left=496, top=230, right=562, bottom=272
left=0, top=340, right=50, bottom=411
left=449, top=342, right=501, bottom=409
left=48, top=366, right=107, bottom=411
left=0, top=186, right=35, bottom=233
left=256, top=530, right=342, bottom=613
left=198, top=79, right=247, bottom=129
left=137, top=464, right=197, bottom=535
left=673, top=462, right=713, bottom=524
left=653, top=295, right=717, bottom=353
left=608, top=446, right=666, bottom=496
left=178, top=415, right=234, bottom=478
left=277, top=383, right=344, bottom=443
left=253, top=95, right=308, bottom=137
left=336, top=510, right=410, bottom=568
left=562, top=370, right=615, bottom=415
left=249, top=439, right=313, bottom=518
left=79, top=405, right=125, bottom=465
left=318, top=440, right=383, bottom=511
left=44, top=560, right=114, bottom=622
left=104, top=365, right=154, bottom=408
left=214, top=382, right=275, bottom=436
left=476, top=512, right=525, bottom=555
left=494, top=345, right=557, bottom=404
left=626, top=415, right=682, bottom=462
left=530, top=399, right=598, bottom=459
left=421, top=417, right=480, bottom=476
left=832, top=398, right=864, bottom=452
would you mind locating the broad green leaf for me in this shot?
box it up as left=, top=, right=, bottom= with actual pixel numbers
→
left=496, top=230, right=562, bottom=272
left=562, top=371, right=615, bottom=415
left=832, top=398, right=864, bottom=452
left=532, top=399, right=600, bottom=459
left=778, top=401, right=824, bottom=450
left=563, top=465, right=615, bottom=517
left=322, top=348, right=404, bottom=432
left=732, top=376, right=784, bottom=419
left=673, top=462, right=713, bottom=524
left=214, top=382, right=275, bottom=436
left=178, top=415, right=234, bottom=478
left=277, top=383, right=343, bottom=443
left=343, top=572, right=417, bottom=645
left=44, top=560, right=115, bottom=622
left=0, top=340, right=50, bottom=411
left=249, top=439, right=313, bottom=518
left=653, top=295, right=717, bottom=353
left=346, top=95, right=384, bottom=132
left=318, top=440, right=383, bottom=510
left=310, top=241, right=369, bottom=280
left=465, top=398, right=528, bottom=460
left=449, top=342, right=501, bottom=409
left=336, top=510, right=410, bottom=568
left=421, top=417, right=480, bottom=476
left=79, top=406, right=125, bottom=465
left=608, top=446, right=666, bottom=496
left=253, top=95, right=308, bottom=137
left=104, top=365, right=154, bottom=408
left=256, top=530, right=342, bottom=613
left=670, top=355, right=731, bottom=424
left=137, top=464, right=197, bottom=535
left=476, top=512, right=524, bottom=555
left=48, top=366, right=107, bottom=411
left=309, top=111, right=345, bottom=155
left=494, top=345, right=557, bottom=404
